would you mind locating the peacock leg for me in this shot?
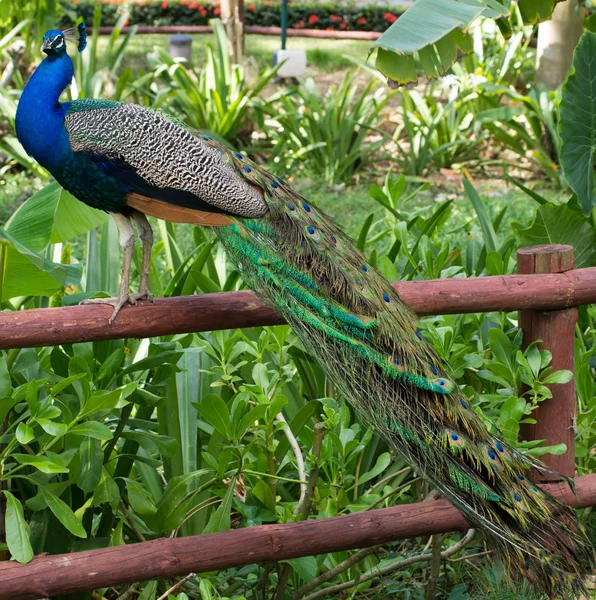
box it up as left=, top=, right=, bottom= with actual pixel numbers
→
left=129, top=211, right=154, bottom=304
left=82, top=212, right=135, bottom=324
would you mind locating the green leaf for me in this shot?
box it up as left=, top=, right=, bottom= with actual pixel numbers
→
left=0, top=359, right=12, bottom=397
left=283, top=556, right=318, bottom=583
left=198, top=394, right=231, bottom=439
left=138, top=581, right=158, bottom=600
left=153, top=469, right=210, bottom=531
left=358, top=452, right=392, bottom=486
left=463, top=179, right=498, bottom=252
left=559, top=31, right=596, bottom=216
left=123, top=430, right=178, bottom=456
left=79, top=388, right=125, bottom=418
left=51, top=373, right=88, bottom=396
left=0, top=227, right=82, bottom=300
left=38, top=485, right=87, bottom=538
left=93, top=468, right=120, bottom=508
left=12, top=454, right=69, bottom=474
left=77, top=438, right=103, bottom=493
left=513, top=203, right=596, bottom=269
left=70, top=422, right=113, bottom=441
left=6, top=182, right=108, bottom=250
left=527, top=442, right=568, bottom=456
left=4, top=491, right=33, bottom=564
left=543, top=370, right=574, bottom=385
left=372, top=0, right=485, bottom=85
left=203, top=477, right=235, bottom=534
left=15, top=423, right=35, bottom=444
left=37, top=419, right=68, bottom=437
left=126, top=479, right=157, bottom=516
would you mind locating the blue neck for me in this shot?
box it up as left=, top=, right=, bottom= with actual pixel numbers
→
left=15, top=53, right=74, bottom=171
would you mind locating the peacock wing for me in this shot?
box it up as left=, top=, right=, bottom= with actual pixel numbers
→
left=63, top=99, right=268, bottom=224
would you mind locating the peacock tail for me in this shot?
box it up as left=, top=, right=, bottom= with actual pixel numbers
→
left=191, top=138, right=594, bottom=599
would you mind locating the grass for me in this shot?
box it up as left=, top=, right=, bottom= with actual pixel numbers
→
left=99, top=32, right=371, bottom=73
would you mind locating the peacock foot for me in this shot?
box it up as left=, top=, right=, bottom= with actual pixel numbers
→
left=128, top=288, right=155, bottom=305
left=81, top=295, right=134, bottom=325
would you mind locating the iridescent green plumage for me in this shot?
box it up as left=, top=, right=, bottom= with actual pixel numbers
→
left=196, top=137, right=594, bottom=599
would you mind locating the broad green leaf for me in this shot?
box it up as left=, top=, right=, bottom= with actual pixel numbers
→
left=463, top=179, right=498, bottom=252
left=0, top=359, right=11, bottom=397
left=37, top=419, right=68, bottom=437
left=93, top=468, right=120, bottom=508
left=38, top=485, right=87, bottom=538
left=559, top=30, right=596, bottom=216
left=358, top=452, right=392, bottom=486
left=126, top=479, right=158, bottom=515
left=372, top=0, right=485, bottom=85
left=138, top=581, right=158, bottom=600
left=6, top=182, right=108, bottom=251
left=203, top=477, right=235, bottom=534
left=79, top=388, right=125, bottom=418
left=518, top=0, right=558, bottom=25
left=0, top=396, right=18, bottom=424
left=153, top=469, right=210, bottom=531
left=199, top=394, right=231, bottom=439
left=51, top=373, right=88, bottom=396
left=123, top=430, right=178, bottom=456
left=4, top=491, right=33, bottom=564
left=283, top=556, right=318, bottom=583
left=16, top=423, right=35, bottom=444
left=0, top=227, right=82, bottom=300
left=70, top=422, right=113, bottom=440
left=77, top=438, right=103, bottom=493
left=526, top=442, right=568, bottom=456
left=513, top=203, right=596, bottom=269
left=543, top=370, right=574, bottom=385
left=12, top=454, right=69, bottom=474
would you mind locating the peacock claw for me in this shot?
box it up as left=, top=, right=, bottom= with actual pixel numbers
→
left=80, top=295, right=133, bottom=325
left=128, top=289, right=154, bottom=305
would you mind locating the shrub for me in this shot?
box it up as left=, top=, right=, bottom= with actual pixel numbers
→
left=60, top=0, right=404, bottom=33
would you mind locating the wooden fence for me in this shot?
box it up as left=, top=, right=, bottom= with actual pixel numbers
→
left=0, top=244, right=595, bottom=598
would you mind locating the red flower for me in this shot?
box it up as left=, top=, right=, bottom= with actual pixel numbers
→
left=189, top=0, right=199, bottom=8
left=308, top=14, right=318, bottom=24
left=161, top=0, right=168, bottom=8
left=294, top=20, right=305, bottom=28
left=356, top=17, right=366, bottom=24
left=339, top=22, right=347, bottom=29
left=330, top=14, right=340, bottom=22
left=248, top=3, right=256, bottom=10
left=214, top=7, right=221, bottom=14
left=181, top=0, right=189, bottom=5
left=199, top=5, right=206, bottom=14
left=384, top=12, right=397, bottom=23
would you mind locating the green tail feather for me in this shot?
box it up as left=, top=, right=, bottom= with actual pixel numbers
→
left=200, top=137, right=594, bottom=599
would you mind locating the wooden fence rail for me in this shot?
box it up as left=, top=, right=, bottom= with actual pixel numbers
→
left=1, top=474, right=594, bottom=600
left=0, top=244, right=594, bottom=597
left=2, top=264, right=596, bottom=350
left=93, top=25, right=383, bottom=40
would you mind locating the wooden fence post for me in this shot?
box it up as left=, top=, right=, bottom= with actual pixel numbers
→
left=517, top=244, right=577, bottom=478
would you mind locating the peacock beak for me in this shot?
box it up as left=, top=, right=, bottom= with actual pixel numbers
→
left=41, top=39, right=52, bottom=54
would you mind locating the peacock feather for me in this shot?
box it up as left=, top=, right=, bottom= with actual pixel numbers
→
left=200, top=138, right=594, bottom=599
left=15, top=25, right=594, bottom=598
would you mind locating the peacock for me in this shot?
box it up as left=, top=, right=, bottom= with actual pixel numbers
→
left=15, top=25, right=594, bottom=598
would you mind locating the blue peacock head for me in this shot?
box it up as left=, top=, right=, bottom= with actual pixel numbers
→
left=41, top=22, right=87, bottom=58
left=42, top=30, right=67, bottom=58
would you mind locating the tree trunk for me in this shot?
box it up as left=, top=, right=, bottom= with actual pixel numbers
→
left=536, top=0, right=584, bottom=89
left=220, top=0, right=245, bottom=64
